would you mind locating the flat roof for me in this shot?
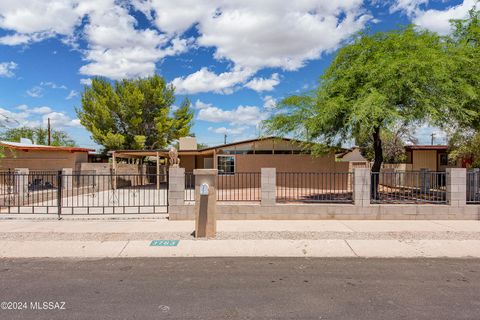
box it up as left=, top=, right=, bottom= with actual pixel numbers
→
left=405, top=145, right=448, bottom=151
left=0, top=141, right=94, bottom=153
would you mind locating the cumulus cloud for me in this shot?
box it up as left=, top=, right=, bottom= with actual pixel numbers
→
left=42, top=111, right=82, bottom=128
left=197, top=101, right=267, bottom=126
left=0, top=1, right=373, bottom=80
left=171, top=67, right=254, bottom=94
left=244, top=73, right=280, bottom=92
left=392, top=0, right=477, bottom=35
left=0, top=61, right=17, bottom=77
left=40, top=81, right=67, bottom=90
left=0, top=105, right=80, bottom=129
left=262, top=96, right=277, bottom=110
left=31, top=106, right=53, bottom=114
left=208, top=126, right=247, bottom=135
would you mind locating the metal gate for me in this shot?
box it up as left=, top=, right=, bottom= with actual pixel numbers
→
left=0, top=171, right=168, bottom=215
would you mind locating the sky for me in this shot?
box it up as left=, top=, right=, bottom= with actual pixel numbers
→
left=0, top=0, right=476, bottom=150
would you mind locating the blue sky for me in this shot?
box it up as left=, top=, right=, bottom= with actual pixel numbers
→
left=0, top=0, right=475, bottom=150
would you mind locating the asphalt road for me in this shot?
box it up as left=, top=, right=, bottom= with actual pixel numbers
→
left=0, top=258, right=479, bottom=320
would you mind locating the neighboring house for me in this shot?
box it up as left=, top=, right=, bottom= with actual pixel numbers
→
left=404, top=145, right=450, bottom=172
left=111, top=136, right=359, bottom=174
left=336, top=147, right=367, bottom=162
left=0, top=141, right=94, bottom=171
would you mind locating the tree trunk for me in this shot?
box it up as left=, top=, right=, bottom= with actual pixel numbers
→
left=371, top=126, right=383, bottom=199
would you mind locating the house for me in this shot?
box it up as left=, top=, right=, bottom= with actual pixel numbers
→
left=111, top=136, right=356, bottom=174
left=404, top=145, right=449, bottom=172
left=0, top=140, right=95, bottom=172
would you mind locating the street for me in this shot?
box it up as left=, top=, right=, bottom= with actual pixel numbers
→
left=0, top=258, right=479, bottom=319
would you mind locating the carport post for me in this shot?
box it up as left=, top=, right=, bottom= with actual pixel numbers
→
left=57, top=170, right=62, bottom=219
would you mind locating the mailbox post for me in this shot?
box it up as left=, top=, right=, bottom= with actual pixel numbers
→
left=194, top=169, right=217, bottom=238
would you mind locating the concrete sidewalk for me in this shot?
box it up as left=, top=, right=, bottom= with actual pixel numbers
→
left=0, top=219, right=479, bottom=258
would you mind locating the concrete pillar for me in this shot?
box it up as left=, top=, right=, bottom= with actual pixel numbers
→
left=353, top=168, right=371, bottom=207
left=168, top=167, right=185, bottom=209
left=261, top=168, right=276, bottom=206
left=194, top=169, right=217, bottom=238
left=62, top=168, right=73, bottom=190
left=14, top=168, right=29, bottom=196
left=446, top=168, right=466, bottom=207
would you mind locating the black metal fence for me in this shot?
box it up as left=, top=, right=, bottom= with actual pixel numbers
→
left=276, top=172, right=353, bottom=203
left=0, top=171, right=168, bottom=215
left=371, top=171, right=447, bottom=204
left=185, top=172, right=195, bottom=201
left=217, top=172, right=261, bottom=201
left=467, top=170, right=480, bottom=204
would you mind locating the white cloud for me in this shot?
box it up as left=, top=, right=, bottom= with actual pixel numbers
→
left=0, top=61, right=17, bottom=77
left=65, top=90, right=79, bottom=100
left=245, top=73, right=280, bottom=92
left=208, top=126, right=247, bottom=135
left=197, top=102, right=267, bottom=126
left=171, top=67, right=254, bottom=94
left=194, top=99, right=212, bottom=110
left=42, top=112, right=82, bottom=128
left=80, top=78, right=92, bottom=85
left=31, top=106, right=53, bottom=114
left=0, top=1, right=373, bottom=80
left=40, top=81, right=67, bottom=90
left=392, top=0, right=477, bottom=35
left=141, top=0, right=372, bottom=71
left=262, top=95, right=277, bottom=110
left=26, top=86, right=43, bottom=98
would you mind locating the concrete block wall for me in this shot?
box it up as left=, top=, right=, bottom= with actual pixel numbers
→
left=353, top=168, right=370, bottom=207
left=168, top=167, right=185, bottom=215
left=447, top=168, right=467, bottom=207
left=261, top=168, right=276, bottom=206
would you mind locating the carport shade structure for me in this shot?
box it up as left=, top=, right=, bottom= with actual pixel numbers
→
left=108, top=149, right=216, bottom=189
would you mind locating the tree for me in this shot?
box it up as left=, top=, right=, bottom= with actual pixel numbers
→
left=265, top=26, right=469, bottom=174
left=357, top=124, right=418, bottom=164
left=0, top=127, right=76, bottom=146
left=76, top=75, right=193, bottom=151
left=448, top=129, right=480, bottom=167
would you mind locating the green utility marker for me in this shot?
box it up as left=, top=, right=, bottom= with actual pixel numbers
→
left=150, top=240, right=180, bottom=247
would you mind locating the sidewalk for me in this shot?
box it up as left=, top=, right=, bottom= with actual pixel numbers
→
left=0, top=219, right=479, bottom=258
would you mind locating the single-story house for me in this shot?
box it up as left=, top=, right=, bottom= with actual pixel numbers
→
left=111, top=136, right=362, bottom=174
left=404, top=145, right=450, bottom=172
left=0, top=140, right=95, bottom=172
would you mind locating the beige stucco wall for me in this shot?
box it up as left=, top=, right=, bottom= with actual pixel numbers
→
left=412, top=150, right=437, bottom=171
left=0, top=149, right=88, bottom=171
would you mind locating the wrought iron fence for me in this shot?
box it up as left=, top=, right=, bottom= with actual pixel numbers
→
left=371, top=171, right=447, bottom=204
left=276, top=172, right=353, bottom=203
left=0, top=171, right=168, bottom=215
left=467, top=170, right=480, bottom=204
left=217, top=172, right=261, bottom=201
left=185, top=172, right=195, bottom=201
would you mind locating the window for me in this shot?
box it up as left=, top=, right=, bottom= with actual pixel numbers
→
left=439, top=153, right=448, bottom=166
left=217, top=156, right=235, bottom=175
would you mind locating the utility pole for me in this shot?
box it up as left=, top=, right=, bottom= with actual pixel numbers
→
left=430, top=132, right=435, bottom=146
left=47, top=117, right=51, bottom=146
left=224, top=134, right=227, bottom=145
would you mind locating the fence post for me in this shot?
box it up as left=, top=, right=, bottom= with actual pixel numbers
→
left=168, top=167, right=185, bottom=216
left=446, top=168, right=466, bottom=207
left=62, top=168, right=73, bottom=190
left=57, top=170, right=62, bottom=219
left=14, top=168, right=29, bottom=196
left=354, top=168, right=371, bottom=207
left=261, top=168, right=276, bottom=206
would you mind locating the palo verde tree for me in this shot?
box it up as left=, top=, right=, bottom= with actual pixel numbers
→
left=77, top=75, right=193, bottom=151
left=265, top=25, right=470, bottom=173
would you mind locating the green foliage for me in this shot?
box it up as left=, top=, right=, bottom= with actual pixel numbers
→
left=0, top=127, right=76, bottom=146
left=448, top=129, right=480, bottom=167
left=265, top=24, right=476, bottom=171
left=76, top=75, right=193, bottom=151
